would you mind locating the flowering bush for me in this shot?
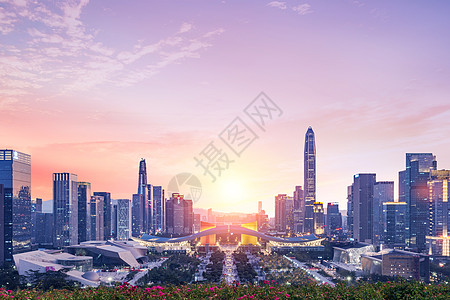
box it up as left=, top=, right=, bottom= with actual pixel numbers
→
left=0, top=281, right=448, bottom=299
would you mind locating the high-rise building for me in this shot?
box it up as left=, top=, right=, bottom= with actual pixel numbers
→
left=304, top=126, right=316, bottom=234
left=117, top=199, right=131, bottom=241
left=35, top=212, right=53, bottom=247
left=347, top=185, right=353, bottom=238
left=0, top=150, right=31, bottom=265
left=286, top=196, right=294, bottom=233
left=152, top=186, right=165, bottom=232
left=326, top=202, right=342, bottom=236
left=147, top=183, right=152, bottom=233
left=132, top=193, right=145, bottom=237
left=90, top=195, right=104, bottom=241
left=373, top=181, right=394, bottom=246
left=258, top=201, right=262, bottom=214
left=136, top=159, right=150, bottom=233
left=193, top=213, right=201, bottom=233
left=427, top=170, right=450, bottom=256
left=293, top=186, right=304, bottom=233
left=165, top=193, right=193, bottom=235
left=400, top=153, right=436, bottom=252
left=53, top=172, right=78, bottom=248
left=275, top=194, right=288, bottom=232
left=313, top=202, right=324, bottom=235
left=77, top=182, right=91, bottom=243
left=36, top=198, right=42, bottom=213
left=382, top=202, right=407, bottom=249
left=93, top=192, right=111, bottom=241
left=351, top=173, right=377, bottom=243
left=112, top=203, right=118, bottom=239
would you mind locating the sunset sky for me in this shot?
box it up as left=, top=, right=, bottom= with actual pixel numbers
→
left=1, top=0, right=450, bottom=216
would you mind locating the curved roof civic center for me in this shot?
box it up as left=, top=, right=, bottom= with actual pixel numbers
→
left=135, top=225, right=323, bottom=245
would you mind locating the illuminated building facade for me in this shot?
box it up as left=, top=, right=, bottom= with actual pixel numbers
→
left=0, top=150, right=32, bottom=265
left=200, top=221, right=216, bottom=245
left=350, top=173, right=376, bottom=243
left=293, top=185, right=304, bottom=233
left=373, top=181, right=394, bottom=246
left=93, top=192, right=111, bottom=240
left=152, top=186, right=165, bottom=232
left=326, top=202, right=342, bottom=236
left=241, top=221, right=258, bottom=245
left=313, top=202, right=324, bottom=235
left=427, top=170, right=450, bottom=256
left=117, top=199, right=131, bottom=241
left=304, top=126, right=316, bottom=234
left=90, top=195, right=104, bottom=241
left=400, top=153, right=436, bottom=252
left=275, top=194, right=288, bottom=232
left=382, top=202, right=407, bottom=249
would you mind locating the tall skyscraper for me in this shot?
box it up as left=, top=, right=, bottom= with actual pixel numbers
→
left=347, top=185, right=353, bottom=238
left=373, top=181, right=394, bottom=246
left=53, top=172, right=78, bottom=248
left=0, top=150, right=31, bottom=265
left=275, top=194, right=288, bottom=232
left=117, top=199, right=131, bottom=241
left=93, top=192, right=111, bottom=240
left=427, top=170, right=450, bottom=256
left=293, top=186, right=304, bottom=233
left=304, top=126, right=316, bottom=234
left=165, top=193, right=193, bottom=235
left=136, top=159, right=150, bottom=232
left=132, top=193, right=145, bottom=237
left=90, top=195, right=104, bottom=241
left=351, top=173, right=377, bottom=243
left=400, top=153, right=436, bottom=252
left=77, top=182, right=91, bottom=243
left=326, top=202, right=342, bottom=236
left=152, top=186, right=165, bottom=232
left=383, top=202, right=407, bottom=249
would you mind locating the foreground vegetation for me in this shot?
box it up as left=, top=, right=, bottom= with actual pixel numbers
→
left=0, top=281, right=449, bottom=299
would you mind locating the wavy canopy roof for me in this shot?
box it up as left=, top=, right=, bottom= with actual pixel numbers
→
left=138, top=225, right=320, bottom=244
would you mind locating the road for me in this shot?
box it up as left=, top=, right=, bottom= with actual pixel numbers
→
left=284, top=256, right=335, bottom=287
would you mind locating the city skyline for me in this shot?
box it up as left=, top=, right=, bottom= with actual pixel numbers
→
left=2, top=1, right=450, bottom=215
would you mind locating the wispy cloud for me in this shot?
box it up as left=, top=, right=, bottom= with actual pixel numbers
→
left=267, top=1, right=287, bottom=10
left=0, top=1, right=224, bottom=99
left=292, top=4, right=312, bottom=15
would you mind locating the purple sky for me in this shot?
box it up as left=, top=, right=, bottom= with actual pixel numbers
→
left=1, top=0, right=450, bottom=216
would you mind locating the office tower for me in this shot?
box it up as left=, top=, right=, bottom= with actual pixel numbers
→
left=152, top=186, right=164, bottom=232
left=326, top=202, right=342, bottom=236
left=132, top=193, right=145, bottom=237
left=383, top=202, right=407, bottom=249
left=293, top=185, right=304, bottom=233
left=347, top=185, right=353, bottom=238
left=36, top=198, right=42, bottom=213
left=257, top=209, right=269, bottom=233
left=77, top=182, right=91, bottom=243
left=258, top=201, right=262, bottom=214
left=275, top=194, right=288, bottom=232
left=35, top=212, right=53, bottom=247
left=117, top=199, right=131, bottom=241
left=207, top=208, right=215, bottom=223
left=304, top=126, right=316, bottom=234
left=373, top=181, right=394, bottom=246
left=400, top=153, right=436, bottom=252
left=286, top=196, right=294, bottom=233
left=193, top=213, right=201, bottom=233
left=90, top=195, right=104, bottom=241
left=53, top=172, right=78, bottom=248
left=351, top=173, right=377, bottom=243
left=427, top=170, right=450, bottom=256
left=112, top=203, right=118, bottom=239
left=0, top=150, right=31, bottom=265
left=136, top=159, right=149, bottom=233
left=165, top=193, right=193, bottom=235
left=93, top=192, right=111, bottom=240
left=147, top=183, right=152, bottom=233
left=313, top=202, right=325, bottom=235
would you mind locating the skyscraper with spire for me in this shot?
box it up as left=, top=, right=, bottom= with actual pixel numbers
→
left=304, top=126, right=316, bottom=234
left=133, top=159, right=149, bottom=235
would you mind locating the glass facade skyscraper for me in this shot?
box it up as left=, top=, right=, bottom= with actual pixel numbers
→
left=401, top=153, right=436, bottom=252
left=93, top=192, right=111, bottom=240
left=0, top=149, right=31, bottom=265
left=53, top=172, right=78, bottom=248
left=152, top=186, right=165, bottom=233
left=304, top=126, right=316, bottom=234
left=77, top=182, right=91, bottom=243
